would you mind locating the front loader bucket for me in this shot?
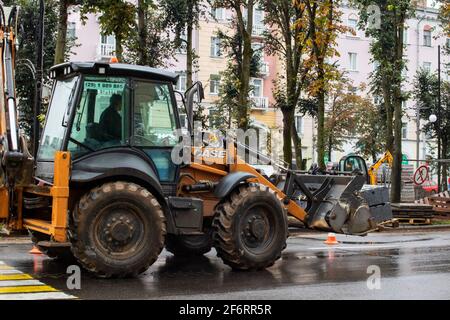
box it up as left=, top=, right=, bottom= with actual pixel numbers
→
left=286, top=174, right=392, bottom=234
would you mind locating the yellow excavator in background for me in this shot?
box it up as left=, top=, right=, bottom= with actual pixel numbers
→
left=0, top=2, right=394, bottom=278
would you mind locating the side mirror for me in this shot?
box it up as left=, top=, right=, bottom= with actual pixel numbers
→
left=185, top=82, right=204, bottom=132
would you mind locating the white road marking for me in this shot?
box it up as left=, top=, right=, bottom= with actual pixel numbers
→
left=308, top=244, right=399, bottom=250
left=0, top=292, right=77, bottom=300
left=0, top=269, right=23, bottom=275
left=0, top=280, right=44, bottom=287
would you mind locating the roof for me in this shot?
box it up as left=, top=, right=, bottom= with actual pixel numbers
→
left=49, top=62, right=179, bottom=84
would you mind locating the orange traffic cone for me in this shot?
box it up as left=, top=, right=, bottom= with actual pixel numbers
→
left=324, top=233, right=339, bottom=245
left=29, top=246, right=43, bottom=255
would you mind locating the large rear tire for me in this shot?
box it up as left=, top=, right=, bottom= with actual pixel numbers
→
left=165, top=232, right=212, bottom=256
left=69, top=182, right=166, bottom=278
left=212, top=184, right=288, bottom=270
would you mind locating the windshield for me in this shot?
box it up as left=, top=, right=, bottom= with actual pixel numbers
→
left=67, top=76, right=129, bottom=159
left=38, top=76, right=79, bottom=160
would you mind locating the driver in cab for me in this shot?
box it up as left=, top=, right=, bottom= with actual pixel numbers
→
left=100, top=94, right=123, bottom=141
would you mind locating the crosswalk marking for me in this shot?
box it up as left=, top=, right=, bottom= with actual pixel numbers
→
left=0, top=269, right=23, bottom=275
left=0, top=274, right=32, bottom=281
left=0, top=280, right=43, bottom=287
left=0, top=285, right=57, bottom=294
left=0, top=292, right=76, bottom=300
left=0, top=261, right=77, bottom=300
left=0, top=265, right=14, bottom=270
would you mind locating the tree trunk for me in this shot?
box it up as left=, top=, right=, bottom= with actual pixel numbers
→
left=54, top=0, right=68, bottom=65
left=391, top=98, right=403, bottom=203
left=317, top=61, right=326, bottom=169
left=328, top=132, right=332, bottom=163
left=292, top=121, right=303, bottom=169
left=442, top=139, right=448, bottom=191
left=115, top=35, right=123, bottom=62
left=390, top=25, right=405, bottom=203
left=282, top=109, right=294, bottom=166
left=382, top=78, right=394, bottom=153
left=137, top=0, right=147, bottom=65
left=238, top=1, right=254, bottom=130
left=186, top=2, right=194, bottom=89
left=186, top=23, right=194, bottom=89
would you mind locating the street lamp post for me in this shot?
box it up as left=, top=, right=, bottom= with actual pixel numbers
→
left=437, top=45, right=442, bottom=192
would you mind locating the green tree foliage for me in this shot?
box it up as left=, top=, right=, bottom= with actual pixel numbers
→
left=80, top=0, right=135, bottom=61
left=213, top=0, right=257, bottom=130
left=413, top=69, right=450, bottom=190
left=4, top=0, right=59, bottom=136
left=54, top=0, right=81, bottom=65
left=262, top=0, right=312, bottom=166
left=124, top=1, right=176, bottom=68
left=323, top=76, right=361, bottom=162
left=211, top=19, right=260, bottom=131
left=160, top=0, right=207, bottom=87
left=353, top=0, right=416, bottom=202
left=296, top=0, right=348, bottom=170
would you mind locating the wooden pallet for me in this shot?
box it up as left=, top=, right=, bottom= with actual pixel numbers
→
left=396, top=217, right=432, bottom=225
left=415, top=191, right=450, bottom=216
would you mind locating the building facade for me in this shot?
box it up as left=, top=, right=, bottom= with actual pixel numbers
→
left=67, top=1, right=448, bottom=167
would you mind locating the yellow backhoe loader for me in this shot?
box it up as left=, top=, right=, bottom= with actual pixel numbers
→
left=0, top=3, right=393, bottom=278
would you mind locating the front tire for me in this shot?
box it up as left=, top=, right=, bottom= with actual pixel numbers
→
left=69, top=182, right=166, bottom=278
left=212, top=184, right=288, bottom=270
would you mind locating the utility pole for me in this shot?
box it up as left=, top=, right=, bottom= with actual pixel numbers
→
left=437, top=45, right=442, bottom=192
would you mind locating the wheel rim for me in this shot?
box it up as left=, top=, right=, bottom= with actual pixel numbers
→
left=92, top=201, right=146, bottom=260
left=238, top=203, right=275, bottom=254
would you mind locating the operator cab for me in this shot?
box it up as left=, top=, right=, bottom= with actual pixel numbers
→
left=36, top=62, right=200, bottom=192
left=338, top=154, right=370, bottom=184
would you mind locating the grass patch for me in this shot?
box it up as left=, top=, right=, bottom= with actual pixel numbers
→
left=432, top=220, right=450, bottom=225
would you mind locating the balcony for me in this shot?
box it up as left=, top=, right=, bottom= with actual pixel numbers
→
left=258, top=62, right=269, bottom=77
left=252, top=24, right=265, bottom=37
left=251, top=96, right=269, bottom=110
left=97, top=43, right=116, bottom=59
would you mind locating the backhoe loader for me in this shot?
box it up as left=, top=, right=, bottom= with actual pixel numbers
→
left=0, top=3, right=393, bottom=278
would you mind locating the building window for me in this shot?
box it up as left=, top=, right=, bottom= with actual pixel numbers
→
left=251, top=78, right=263, bottom=97
left=348, top=52, right=357, bottom=71
left=210, top=37, right=221, bottom=57
left=402, top=123, right=408, bottom=139
left=347, top=16, right=358, bottom=36
left=403, top=26, right=408, bottom=44
left=175, top=72, right=187, bottom=92
left=176, top=31, right=187, bottom=54
left=67, top=22, right=76, bottom=40
left=423, top=62, right=432, bottom=73
left=252, top=9, right=265, bottom=36
left=295, top=116, right=304, bottom=136
left=349, top=86, right=358, bottom=94
left=373, top=60, right=380, bottom=72
left=99, top=34, right=116, bottom=57
left=209, top=75, right=220, bottom=95
left=423, top=29, right=432, bottom=47
left=211, top=7, right=225, bottom=20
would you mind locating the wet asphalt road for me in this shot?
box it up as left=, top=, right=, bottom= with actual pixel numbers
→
left=1, top=228, right=450, bottom=300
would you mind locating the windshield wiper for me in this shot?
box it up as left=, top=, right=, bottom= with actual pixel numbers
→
left=69, top=138, right=95, bottom=152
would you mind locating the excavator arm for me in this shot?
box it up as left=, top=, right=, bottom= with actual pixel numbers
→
left=368, top=151, right=393, bottom=185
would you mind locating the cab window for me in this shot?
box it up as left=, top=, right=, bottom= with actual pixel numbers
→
left=132, top=81, right=177, bottom=147
left=68, top=76, right=129, bottom=158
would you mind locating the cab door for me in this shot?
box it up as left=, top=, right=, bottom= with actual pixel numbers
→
left=130, top=80, right=180, bottom=192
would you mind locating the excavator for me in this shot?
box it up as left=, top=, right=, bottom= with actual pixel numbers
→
left=337, top=151, right=393, bottom=185
left=0, top=3, right=394, bottom=278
